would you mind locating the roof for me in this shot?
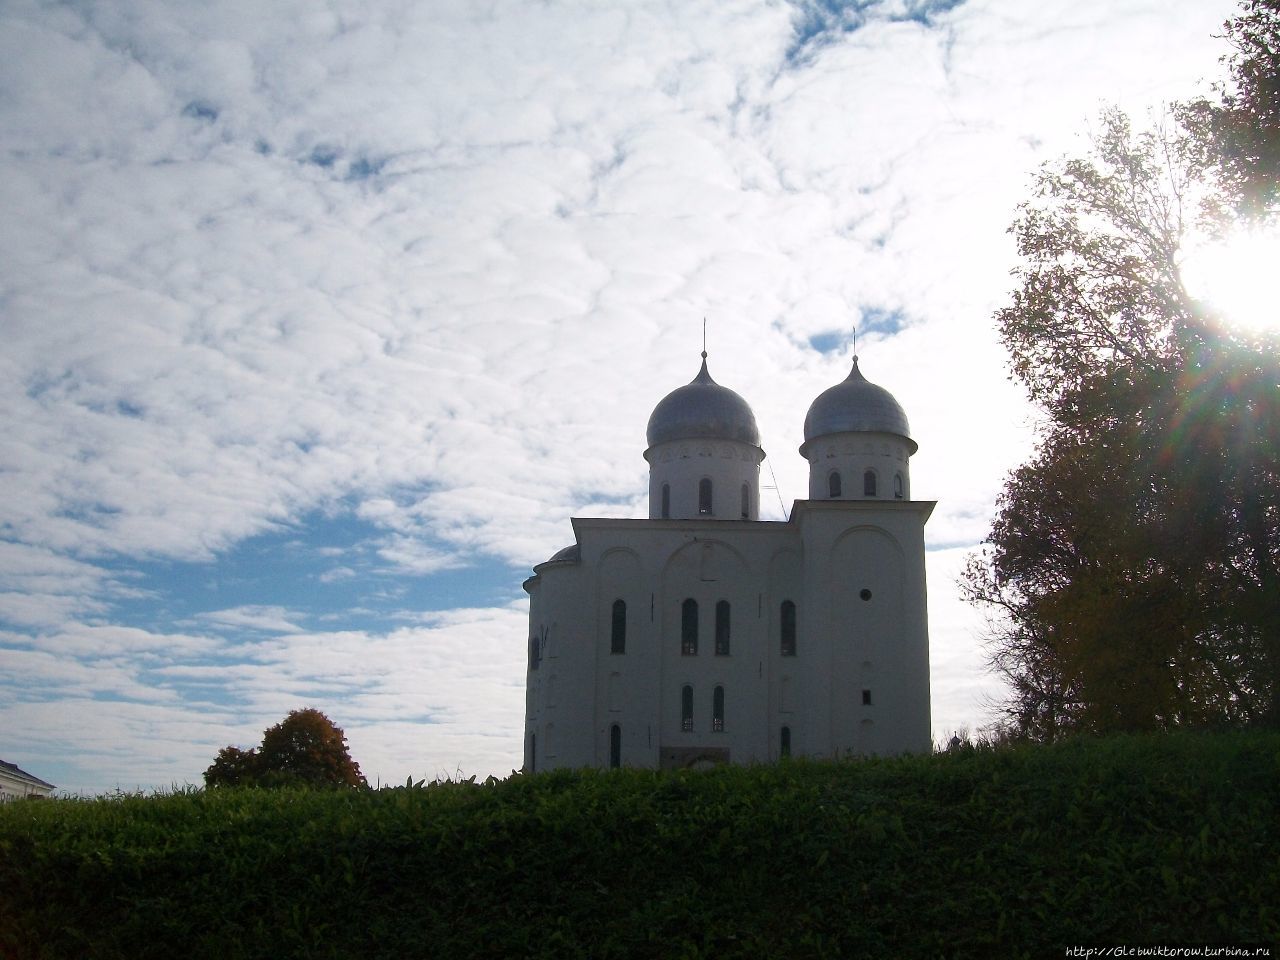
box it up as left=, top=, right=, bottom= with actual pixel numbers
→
left=0, top=759, right=55, bottom=791
left=546, top=543, right=581, bottom=564
left=645, top=355, right=761, bottom=448
left=801, top=356, right=916, bottom=454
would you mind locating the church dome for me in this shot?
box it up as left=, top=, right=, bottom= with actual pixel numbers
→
left=801, top=357, right=916, bottom=454
left=646, top=356, right=761, bottom=448
left=546, top=543, right=580, bottom=564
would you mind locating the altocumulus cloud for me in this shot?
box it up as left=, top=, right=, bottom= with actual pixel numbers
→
left=0, top=0, right=1237, bottom=792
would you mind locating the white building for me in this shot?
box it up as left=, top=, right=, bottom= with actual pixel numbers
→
left=0, top=759, right=55, bottom=800
left=523, top=351, right=933, bottom=771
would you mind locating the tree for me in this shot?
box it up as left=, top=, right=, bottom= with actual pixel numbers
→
left=966, top=335, right=1278, bottom=735
left=204, top=708, right=367, bottom=789
left=204, top=745, right=258, bottom=788
left=1181, top=0, right=1280, bottom=218
left=965, top=6, right=1280, bottom=737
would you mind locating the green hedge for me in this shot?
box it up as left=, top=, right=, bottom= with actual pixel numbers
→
left=1, top=731, right=1277, bottom=959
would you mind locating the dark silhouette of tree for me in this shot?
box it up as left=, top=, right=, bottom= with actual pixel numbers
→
left=204, top=745, right=258, bottom=787
left=1181, top=0, right=1280, bottom=218
left=965, top=7, right=1280, bottom=737
left=204, top=709, right=367, bottom=788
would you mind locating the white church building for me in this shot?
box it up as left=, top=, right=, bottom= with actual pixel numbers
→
left=523, top=350, right=933, bottom=771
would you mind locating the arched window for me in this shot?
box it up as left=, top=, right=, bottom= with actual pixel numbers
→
left=609, top=724, right=621, bottom=769
left=661, top=483, right=671, bottom=518
left=699, top=477, right=713, bottom=515
left=894, top=473, right=904, bottom=499
left=828, top=471, right=842, bottom=498
left=741, top=483, right=750, bottom=519
left=780, top=726, right=791, bottom=758
left=681, top=598, right=698, bottom=655
left=713, top=685, right=725, bottom=732
left=611, top=599, right=626, bottom=654
left=863, top=469, right=878, bottom=497
left=715, top=600, right=730, bottom=656
left=780, top=600, right=797, bottom=657
left=681, top=685, right=694, bottom=731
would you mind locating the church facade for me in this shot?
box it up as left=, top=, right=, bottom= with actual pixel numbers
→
left=523, top=352, right=932, bottom=771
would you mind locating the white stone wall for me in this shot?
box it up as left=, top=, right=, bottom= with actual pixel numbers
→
left=803, top=430, right=911, bottom=502
left=523, top=498, right=933, bottom=773
left=644, top=438, right=763, bottom=521
left=0, top=768, right=54, bottom=801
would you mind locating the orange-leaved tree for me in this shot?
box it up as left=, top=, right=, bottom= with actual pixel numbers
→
left=204, top=708, right=367, bottom=788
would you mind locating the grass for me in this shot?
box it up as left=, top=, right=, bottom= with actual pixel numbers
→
left=1, top=730, right=1277, bottom=959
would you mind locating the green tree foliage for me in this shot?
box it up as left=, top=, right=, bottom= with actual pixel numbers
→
left=203, top=709, right=367, bottom=789
left=965, top=5, right=1280, bottom=738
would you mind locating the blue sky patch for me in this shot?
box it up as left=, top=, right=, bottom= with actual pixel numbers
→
left=786, top=0, right=967, bottom=65
left=102, top=508, right=522, bottom=639
left=859, top=305, right=905, bottom=336
left=787, top=0, right=878, bottom=65
left=808, top=330, right=853, bottom=354
left=894, top=0, right=967, bottom=27
left=808, top=306, right=904, bottom=354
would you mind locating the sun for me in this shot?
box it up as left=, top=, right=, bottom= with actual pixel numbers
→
left=1181, top=228, right=1280, bottom=334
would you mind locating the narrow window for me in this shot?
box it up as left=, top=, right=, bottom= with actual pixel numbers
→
left=530, top=733, right=536, bottom=773
left=862, top=689, right=873, bottom=706
left=681, top=685, right=694, bottom=731
left=681, top=598, right=698, bottom=655
left=698, top=477, right=713, bottom=515
left=610, top=724, right=621, bottom=769
left=712, top=685, right=725, bottom=732
left=828, top=471, right=842, bottom=498
left=661, top=483, right=671, bottom=518
left=894, top=473, right=904, bottom=499
left=780, top=600, right=797, bottom=657
left=611, top=599, right=626, bottom=654
left=780, top=726, right=791, bottom=758
left=530, top=635, right=541, bottom=670
left=715, top=600, right=730, bottom=656
left=741, top=483, right=750, bottom=519
left=863, top=470, right=877, bottom=497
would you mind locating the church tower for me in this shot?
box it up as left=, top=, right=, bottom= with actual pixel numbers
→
left=644, top=352, right=765, bottom=521
left=801, top=355, right=915, bottom=502
left=523, top=348, right=932, bottom=773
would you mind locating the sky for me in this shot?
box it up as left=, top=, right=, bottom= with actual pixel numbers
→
left=0, top=0, right=1243, bottom=794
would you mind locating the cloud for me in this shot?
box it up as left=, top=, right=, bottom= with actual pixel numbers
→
left=194, top=606, right=305, bottom=635
left=1, top=603, right=529, bottom=793
left=318, top=565, right=357, bottom=584
left=0, top=0, right=1240, bottom=792
left=925, top=546, right=1008, bottom=740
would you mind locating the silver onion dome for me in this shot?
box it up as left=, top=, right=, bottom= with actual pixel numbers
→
left=646, top=356, right=761, bottom=448
left=801, top=356, right=916, bottom=454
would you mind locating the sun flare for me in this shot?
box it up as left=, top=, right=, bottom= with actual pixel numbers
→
left=1181, top=229, right=1280, bottom=334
